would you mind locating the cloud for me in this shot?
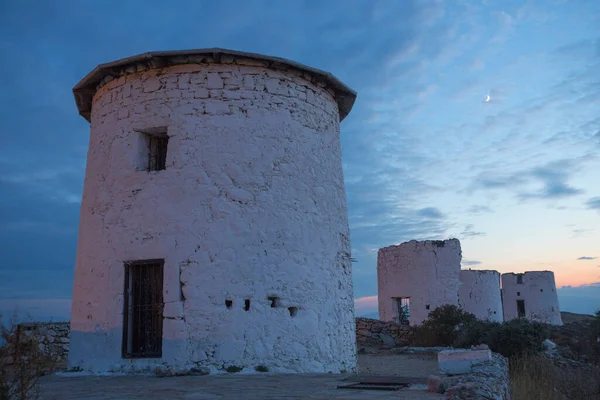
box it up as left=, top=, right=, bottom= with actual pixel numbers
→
left=461, top=224, right=486, bottom=238
left=586, top=197, right=600, bottom=210
left=354, top=296, right=379, bottom=317
left=557, top=283, right=600, bottom=315
left=417, top=207, right=445, bottom=219
left=570, top=228, right=594, bottom=238
left=489, top=10, right=516, bottom=44
left=462, top=260, right=482, bottom=266
left=577, top=256, right=597, bottom=260
left=467, top=205, right=493, bottom=215
left=2, top=0, right=600, bottom=321
left=471, top=158, right=588, bottom=201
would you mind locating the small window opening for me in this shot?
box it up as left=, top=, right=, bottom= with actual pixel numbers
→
left=393, top=297, right=410, bottom=326
left=517, top=292, right=520, bottom=296
left=225, top=299, right=232, bottom=309
left=288, top=307, right=298, bottom=317
left=552, top=306, right=555, bottom=311
left=138, top=127, right=169, bottom=172
left=516, top=274, right=523, bottom=284
left=244, top=299, right=250, bottom=311
left=148, top=136, right=168, bottom=171
left=493, top=311, right=497, bottom=314
left=517, top=300, right=526, bottom=318
left=268, top=296, right=279, bottom=308
left=425, top=304, right=430, bottom=310
left=540, top=289, right=543, bottom=292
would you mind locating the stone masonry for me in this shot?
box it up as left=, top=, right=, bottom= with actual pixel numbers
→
left=13, top=322, right=70, bottom=363
left=355, top=317, right=413, bottom=347
left=439, top=353, right=510, bottom=399
left=69, top=49, right=357, bottom=374
left=378, top=239, right=462, bottom=326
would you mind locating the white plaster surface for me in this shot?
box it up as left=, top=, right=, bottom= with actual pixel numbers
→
left=68, top=56, right=357, bottom=374
left=377, top=239, right=462, bottom=326
left=438, top=349, right=492, bottom=375
left=458, top=270, right=503, bottom=322
left=501, top=271, right=562, bottom=325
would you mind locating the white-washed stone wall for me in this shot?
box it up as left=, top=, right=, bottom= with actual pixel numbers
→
left=501, top=271, right=562, bottom=325
left=458, top=270, right=503, bottom=322
left=377, top=239, right=462, bottom=326
left=69, top=55, right=356, bottom=374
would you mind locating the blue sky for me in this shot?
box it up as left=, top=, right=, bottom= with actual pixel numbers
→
left=1, top=0, right=599, bottom=322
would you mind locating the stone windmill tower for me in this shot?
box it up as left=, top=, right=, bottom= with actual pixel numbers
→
left=68, top=48, right=358, bottom=374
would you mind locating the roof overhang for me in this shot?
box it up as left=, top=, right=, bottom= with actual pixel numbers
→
left=72, top=48, right=357, bottom=122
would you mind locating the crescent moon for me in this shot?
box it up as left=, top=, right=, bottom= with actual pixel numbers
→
left=485, top=95, right=491, bottom=102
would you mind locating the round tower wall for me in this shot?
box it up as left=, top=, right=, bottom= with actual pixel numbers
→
left=458, top=270, right=503, bottom=322
left=68, top=60, right=356, bottom=373
left=501, top=271, right=562, bottom=326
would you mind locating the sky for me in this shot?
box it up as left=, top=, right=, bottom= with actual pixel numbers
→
left=0, top=0, right=599, bottom=323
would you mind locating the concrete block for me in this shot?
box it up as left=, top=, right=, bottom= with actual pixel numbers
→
left=438, top=349, right=492, bottom=375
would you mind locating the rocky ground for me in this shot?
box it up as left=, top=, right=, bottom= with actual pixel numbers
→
left=535, top=311, right=600, bottom=399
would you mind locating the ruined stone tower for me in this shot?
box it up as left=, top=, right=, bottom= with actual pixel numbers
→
left=377, top=239, right=462, bottom=326
left=458, top=269, right=503, bottom=322
left=68, top=49, right=358, bottom=373
left=501, top=271, right=563, bottom=325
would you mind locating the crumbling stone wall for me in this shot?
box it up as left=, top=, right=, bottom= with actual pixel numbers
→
left=377, top=239, right=462, bottom=326
left=501, top=271, right=562, bottom=326
left=16, top=322, right=70, bottom=363
left=356, top=318, right=413, bottom=347
left=441, top=353, right=510, bottom=399
left=459, top=270, right=503, bottom=322
left=428, top=352, right=510, bottom=399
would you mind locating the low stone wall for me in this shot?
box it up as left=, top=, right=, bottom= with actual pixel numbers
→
left=16, top=322, right=70, bottom=363
left=428, top=353, right=510, bottom=399
left=356, top=317, right=413, bottom=347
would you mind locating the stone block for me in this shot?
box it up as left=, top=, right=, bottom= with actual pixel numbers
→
left=206, top=73, right=223, bottom=89
left=427, top=375, right=445, bottom=393
left=190, top=367, right=210, bottom=376
left=438, top=349, right=492, bottom=375
left=356, top=328, right=371, bottom=337
left=378, top=334, right=395, bottom=347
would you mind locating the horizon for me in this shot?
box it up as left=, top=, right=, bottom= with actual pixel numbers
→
left=1, top=0, right=599, bottom=323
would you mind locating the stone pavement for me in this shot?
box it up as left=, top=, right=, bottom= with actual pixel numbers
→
left=40, top=373, right=442, bottom=399
left=40, top=351, right=442, bottom=399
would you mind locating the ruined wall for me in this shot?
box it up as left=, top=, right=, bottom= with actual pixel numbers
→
left=69, top=54, right=357, bottom=374
left=501, top=271, right=562, bottom=325
left=377, top=239, right=462, bottom=326
left=437, top=353, right=510, bottom=399
left=15, top=322, right=70, bottom=363
left=458, top=270, right=503, bottom=322
left=355, top=318, right=413, bottom=347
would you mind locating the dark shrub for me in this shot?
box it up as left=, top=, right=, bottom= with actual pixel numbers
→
left=411, top=305, right=476, bottom=346
left=455, top=318, right=549, bottom=357
left=454, top=319, right=500, bottom=349
left=1, top=314, right=49, bottom=400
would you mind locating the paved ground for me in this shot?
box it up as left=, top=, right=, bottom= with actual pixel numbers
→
left=40, top=352, right=442, bottom=400
left=358, top=350, right=439, bottom=377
